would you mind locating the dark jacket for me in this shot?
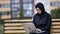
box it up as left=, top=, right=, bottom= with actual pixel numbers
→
left=33, top=13, right=51, bottom=34
left=33, top=3, right=52, bottom=34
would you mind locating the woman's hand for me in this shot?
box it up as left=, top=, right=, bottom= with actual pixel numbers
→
left=36, top=28, right=41, bottom=32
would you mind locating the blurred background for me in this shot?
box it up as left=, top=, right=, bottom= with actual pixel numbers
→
left=0, top=0, right=60, bottom=34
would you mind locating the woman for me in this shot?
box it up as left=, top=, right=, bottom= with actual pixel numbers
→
left=33, top=3, right=52, bottom=34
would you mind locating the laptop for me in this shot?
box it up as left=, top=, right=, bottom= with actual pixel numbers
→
left=28, top=24, right=46, bottom=33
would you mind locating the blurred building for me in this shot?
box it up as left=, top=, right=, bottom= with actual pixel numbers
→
left=0, top=0, right=34, bottom=19
left=50, top=0, right=60, bottom=10
left=0, top=0, right=11, bottom=19
left=0, top=0, right=60, bottom=20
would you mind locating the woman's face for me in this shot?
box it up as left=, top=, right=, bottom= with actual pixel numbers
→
left=36, top=8, right=42, bottom=14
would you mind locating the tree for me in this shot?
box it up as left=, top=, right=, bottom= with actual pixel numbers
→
left=0, top=12, right=4, bottom=24
left=51, top=8, right=60, bottom=19
left=0, top=12, right=2, bottom=24
left=0, top=12, right=2, bottom=19
left=19, top=11, right=24, bottom=19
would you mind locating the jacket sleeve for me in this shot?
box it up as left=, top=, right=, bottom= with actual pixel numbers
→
left=41, top=15, right=52, bottom=31
left=33, top=15, right=39, bottom=28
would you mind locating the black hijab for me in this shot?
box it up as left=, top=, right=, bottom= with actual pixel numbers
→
left=35, top=3, right=47, bottom=15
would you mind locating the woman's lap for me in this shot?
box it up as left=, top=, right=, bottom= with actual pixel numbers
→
left=29, top=32, right=50, bottom=34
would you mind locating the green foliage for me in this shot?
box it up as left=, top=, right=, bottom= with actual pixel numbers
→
left=0, top=12, right=2, bottom=19
left=0, top=19, right=4, bottom=24
left=0, top=12, right=4, bottom=24
left=51, top=8, right=60, bottom=19
left=0, top=12, right=1, bottom=24
left=19, top=11, right=24, bottom=19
